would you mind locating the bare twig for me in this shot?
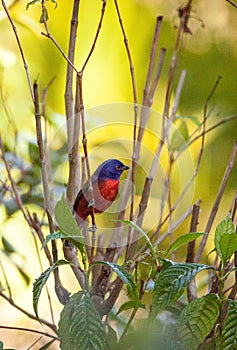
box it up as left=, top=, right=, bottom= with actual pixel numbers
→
left=33, top=82, right=70, bottom=305
left=1, top=0, right=34, bottom=102
left=195, top=140, right=237, bottom=262
left=114, top=0, right=138, bottom=227
left=78, top=74, right=95, bottom=234
left=155, top=76, right=221, bottom=238
left=42, top=77, right=55, bottom=207
left=63, top=240, right=85, bottom=288
left=81, top=0, right=107, bottom=73
left=163, top=0, right=192, bottom=119
left=0, top=325, right=59, bottom=340
left=67, top=74, right=81, bottom=202
left=0, top=292, right=58, bottom=334
left=0, top=137, right=30, bottom=225
left=226, top=0, right=237, bottom=9
left=0, top=257, right=12, bottom=300
left=186, top=204, right=200, bottom=301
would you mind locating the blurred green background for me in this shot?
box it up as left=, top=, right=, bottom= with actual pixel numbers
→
left=0, top=0, right=237, bottom=348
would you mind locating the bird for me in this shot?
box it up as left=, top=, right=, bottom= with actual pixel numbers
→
left=73, top=159, right=129, bottom=226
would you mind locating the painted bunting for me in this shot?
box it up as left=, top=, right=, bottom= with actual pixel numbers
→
left=73, top=159, right=129, bottom=225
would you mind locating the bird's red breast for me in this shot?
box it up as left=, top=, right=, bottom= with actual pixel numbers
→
left=73, top=159, right=129, bottom=225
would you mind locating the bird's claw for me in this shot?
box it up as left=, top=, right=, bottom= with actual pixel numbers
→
left=88, top=224, right=97, bottom=233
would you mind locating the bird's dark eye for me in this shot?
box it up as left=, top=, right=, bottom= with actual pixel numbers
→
left=116, top=165, right=121, bottom=170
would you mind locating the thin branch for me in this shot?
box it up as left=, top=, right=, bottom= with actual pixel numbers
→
left=155, top=76, right=221, bottom=237
left=33, top=82, right=70, bottom=305
left=187, top=114, right=237, bottom=148
left=163, top=0, right=192, bottom=119
left=33, top=82, right=54, bottom=226
left=41, top=31, right=79, bottom=75
left=186, top=203, right=200, bottom=301
left=29, top=219, right=55, bottom=327
left=134, top=199, right=201, bottom=262
left=78, top=73, right=95, bottom=233
left=0, top=292, right=58, bottom=334
left=0, top=257, right=12, bottom=300
left=195, top=140, right=237, bottom=262
left=80, top=0, right=107, bottom=73
left=1, top=0, right=34, bottom=102
left=226, top=0, right=237, bottom=9
left=64, top=0, right=80, bottom=200
left=42, top=77, right=55, bottom=207
left=67, top=74, right=81, bottom=203
left=0, top=137, right=31, bottom=225
left=0, top=325, right=59, bottom=340
left=114, top=0, right=138, bottom=227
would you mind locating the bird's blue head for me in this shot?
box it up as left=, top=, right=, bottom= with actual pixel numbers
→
left=95, top=159, right=129, bottom=181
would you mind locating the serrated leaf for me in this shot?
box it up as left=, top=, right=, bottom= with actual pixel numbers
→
left=59, top=293, right=106, bottom=350
left=106, top=324, right=117, bottom=349
left=215, top=214, right=236, bottom=264
left=42, top=230, right=84, bottom=249
left=54, top=195, right=84, bottom=253
left=58, top=291, right=83, bottom=350
left=33, top=259, right=72, bottom=319
left=151, top=262, right=214, bottom=318
left=120, top=220, right=158, bottom=264
left=222, top=300, right=237, bottom=350
left=92, top=261, right=138, bottom=299
left=177, top=294, right=219, bottom=350
left=166, top=232, right=205, bottom=258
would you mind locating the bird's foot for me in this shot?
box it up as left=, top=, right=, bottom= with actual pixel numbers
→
left=88, top=224, right=97, bottom=233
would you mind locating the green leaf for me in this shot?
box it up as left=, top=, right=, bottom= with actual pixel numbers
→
left=58, top=291, right=83, bottom=350
left=1, top=236, right=16, bottom=254
left=42, top=230, right=84, bottom=249
left=50, top=0, right=58, bottom=8
left=219, top=234, right=237, bottom=266
left=33, top=259, right=72, bottom=319
left=15, top=264, right=30, bottom=285
left=39, top=340, right=55, bottom=350
left=59, top=293, right=106, bottom=350
left=175, top=114, right=201, bottom=128
left=215, top=214, right=236, bottom=264
left=151, top=262, right=214, bottom=318
left=106, top=324, right=117, bottom=349
left=170, top=120, right=189, bottom=151
left=26, top=0, right=41, bottom=10
left=92, top=261, right=138, bottom=299
left=222, top=300, right=237, bottom=350
left=177, top=294, right=219, bottom=350
left=116, top=300, right=145, bottom=315
left=54, top=195, right=85, bottom=253
left=40, top=6, right=48, bottom=23
left=119, top=220, right=158, bottom=264
left=166, top=232, right=205, bottom=258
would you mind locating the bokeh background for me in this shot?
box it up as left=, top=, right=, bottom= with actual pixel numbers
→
left=0, top=0, right=237, bottom=348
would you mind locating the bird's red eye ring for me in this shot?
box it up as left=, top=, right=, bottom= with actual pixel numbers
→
left=116, top=165, right=121, bottom=170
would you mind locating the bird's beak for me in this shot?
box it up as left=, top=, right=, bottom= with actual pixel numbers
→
left=122, top=165, right=129, bottom=171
